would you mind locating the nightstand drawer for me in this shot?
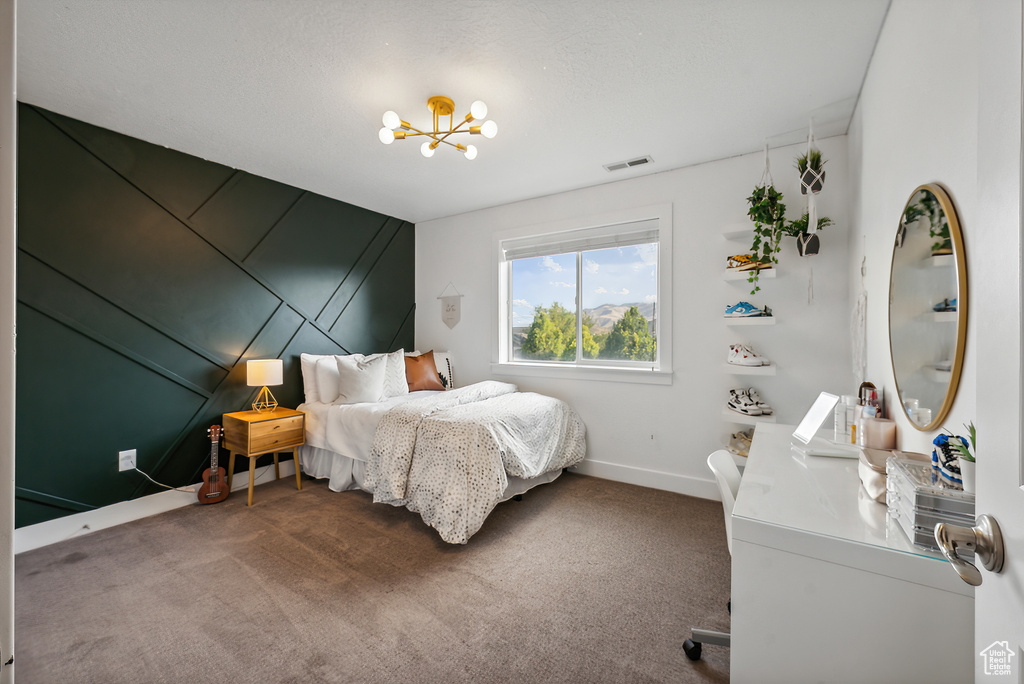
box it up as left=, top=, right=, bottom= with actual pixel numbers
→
left=249, top=415, right=304, bottom=440
left=249, top=427, right=303, bottom=453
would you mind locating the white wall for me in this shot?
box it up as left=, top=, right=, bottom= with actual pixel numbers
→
left=847, top=0, right=979, bottom=454
left=416, top=137, right=856, bottom=498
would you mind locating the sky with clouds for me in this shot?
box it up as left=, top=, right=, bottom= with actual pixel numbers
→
left=510, top=244, right=658, bottom=326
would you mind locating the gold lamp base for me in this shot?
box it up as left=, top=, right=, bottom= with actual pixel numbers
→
left=252, top=386, right=279, bottom=413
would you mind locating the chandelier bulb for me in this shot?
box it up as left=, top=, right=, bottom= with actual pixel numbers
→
left=480, top=120, right=498, bottom=139
left=378, top=127, right=396, bottom=145
left=420, top=141, right=435, bottom=158
left=470, top=100, right=488, bottom=120
left=464, top=144, right=478, bottom=160
left=382, top=110, right=401, bottom=130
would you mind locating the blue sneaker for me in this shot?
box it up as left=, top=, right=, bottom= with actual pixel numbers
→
left=932, top=433, right=965, bottom=485
left=932, top=298, right=957, bottom=312
left=725, top=302, right=767, bottom=317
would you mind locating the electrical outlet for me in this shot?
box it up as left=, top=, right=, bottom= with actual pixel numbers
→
left=118, top=449, right=137, bottom=472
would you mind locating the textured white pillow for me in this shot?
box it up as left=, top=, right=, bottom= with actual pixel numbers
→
left=379, top=349, right=409, bottom=398
left=300, top=353, right=333, bottom=404
left=314, top=356, right=344, bottom=404
left=334, top=354, right=387, bottom=404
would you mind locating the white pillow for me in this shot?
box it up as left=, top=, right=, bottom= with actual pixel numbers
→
left=300, top=353, right=333, bottom=404
left=334, top=354, right=387, bottom=404
left=433, top=351, right=454, bottom=389
left=366, top=349, right=408, bottom=399
left=314, top=356, right=344, bottom=404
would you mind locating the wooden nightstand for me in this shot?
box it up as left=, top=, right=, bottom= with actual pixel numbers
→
left=222, top=407, right=305, bottom=506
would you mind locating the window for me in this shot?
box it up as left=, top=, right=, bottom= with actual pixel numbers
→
left=495, top=205, right=672, bottom=383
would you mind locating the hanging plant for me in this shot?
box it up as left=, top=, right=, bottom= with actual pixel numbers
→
left=796, top=148, right=826, bottom=194
left=920, top=191, right=952, bottom=255
left=746, top=184, right=786, bottom=294
left=782, top=213, right=835, bottom=256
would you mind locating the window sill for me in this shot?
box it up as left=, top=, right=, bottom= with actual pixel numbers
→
left=491, top=362, right=673, bottom=385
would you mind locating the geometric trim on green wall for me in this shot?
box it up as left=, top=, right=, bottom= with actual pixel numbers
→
left=16, top=103, right=415, bottom=527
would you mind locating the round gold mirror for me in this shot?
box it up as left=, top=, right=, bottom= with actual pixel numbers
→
left=888, top=183, right=967, bottom=431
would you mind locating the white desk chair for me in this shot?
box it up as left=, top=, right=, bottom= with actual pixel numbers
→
left=683, top=449, right=741, bottom=661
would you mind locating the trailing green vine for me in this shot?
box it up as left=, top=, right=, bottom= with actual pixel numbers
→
left=746, top=184, right=786, bottom=294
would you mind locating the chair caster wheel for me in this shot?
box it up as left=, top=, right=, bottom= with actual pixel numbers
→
left=683, top=638, right=702, bottom=661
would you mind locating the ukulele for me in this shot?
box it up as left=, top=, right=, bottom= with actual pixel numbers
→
left=197, top=425, right=229, bottom=504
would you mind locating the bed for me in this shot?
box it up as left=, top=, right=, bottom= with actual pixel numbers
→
left=297, top=350, right=587, bottom=543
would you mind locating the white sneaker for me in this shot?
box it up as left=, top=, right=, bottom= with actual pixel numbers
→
left=728, top=388, right=762, bottom=416
left=747, top=387, right=773, bottom=415
left=727, top=344, right=769, bottom=366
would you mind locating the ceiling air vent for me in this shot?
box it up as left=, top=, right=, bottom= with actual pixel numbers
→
left=603, top=155, right=654, bottom=172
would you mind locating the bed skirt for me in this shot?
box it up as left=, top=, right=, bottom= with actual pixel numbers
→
left=297, top=445, right=563, bottom=502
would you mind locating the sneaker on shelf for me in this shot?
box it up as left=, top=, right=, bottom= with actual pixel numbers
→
left=932, top=298, right=957, bottom=312
left=727, top=388, right=762, bottom=416
left=746, top=387, right=773, bottom=415
left=726, top=254, right=762, bottom=271
left=727, top=343, right=770, bottom=366
left=725, top=301, right=766, bottom=318
left=932, top=434, right=964, bottom=485
left=728, top=429, right=754, bottom=457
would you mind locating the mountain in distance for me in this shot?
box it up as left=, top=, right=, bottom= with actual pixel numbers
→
left=584, top=301, right=655, bottom=335
left=511, top=301, right=655, bottom=351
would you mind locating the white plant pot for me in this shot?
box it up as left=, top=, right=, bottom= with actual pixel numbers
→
left=959, top=457, right=976, bottom=494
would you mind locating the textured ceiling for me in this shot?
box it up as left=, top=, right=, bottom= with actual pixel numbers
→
left=17, top=1, right=889, bottom=223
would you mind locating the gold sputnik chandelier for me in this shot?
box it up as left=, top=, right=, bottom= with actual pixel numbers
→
left=378, top=96, right=498, bottom=159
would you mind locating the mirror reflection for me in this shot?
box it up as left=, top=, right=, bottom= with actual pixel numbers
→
left=888, top=184, right=967, bottom=431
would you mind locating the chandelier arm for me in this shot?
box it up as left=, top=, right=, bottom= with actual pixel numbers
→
left=435, top=137, right=467, bottom=151
left=434, top=119, right=471, bottom=145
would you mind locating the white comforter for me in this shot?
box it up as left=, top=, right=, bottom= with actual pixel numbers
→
left=364, top=381, right=587, bottom=544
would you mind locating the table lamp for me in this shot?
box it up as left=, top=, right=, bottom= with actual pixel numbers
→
left=247, top=359, right=283, bottom=413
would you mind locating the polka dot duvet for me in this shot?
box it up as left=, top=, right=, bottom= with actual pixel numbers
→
left=364, top=380, right=587, bottom=543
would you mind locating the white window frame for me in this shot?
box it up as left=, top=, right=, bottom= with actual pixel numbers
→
left=492, top=204, right=672, bottom=385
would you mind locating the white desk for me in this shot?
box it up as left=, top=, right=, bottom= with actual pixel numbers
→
left=730, top=423, right=973, bottom=683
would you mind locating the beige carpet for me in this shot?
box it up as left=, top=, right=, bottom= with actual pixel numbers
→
left=16, top=472, right=731, bottom=683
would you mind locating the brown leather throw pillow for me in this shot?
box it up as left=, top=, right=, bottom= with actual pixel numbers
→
left=405, top=351, right=445, bottom=391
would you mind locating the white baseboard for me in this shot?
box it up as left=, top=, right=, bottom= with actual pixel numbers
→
left=14, top=461, right=296, bottom=555
left=569, top=459, right=720, bottom=501
left=18, top=458, right=713, bottom=553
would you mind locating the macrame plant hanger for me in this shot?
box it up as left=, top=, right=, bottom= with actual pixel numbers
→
left=801, top=119, right=823, bottom=234
left=760, top=141, right=774, bottom=188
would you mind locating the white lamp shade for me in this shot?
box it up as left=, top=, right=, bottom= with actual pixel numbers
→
left=420, top=141, right=435, bottom=158
left=480, top=120, right=498, bottom=139
left=464, top=144, right=478, bottom=160
left=470, top=100, right=488, bottom=120
left=378, top=127, right=396, bottom=144
left=382, top=110, right=401, bottom=129
left=247, top=359, right=283, bottom=387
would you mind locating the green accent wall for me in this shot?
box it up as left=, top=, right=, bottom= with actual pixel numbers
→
left=15, top=104, right=415, bottom=527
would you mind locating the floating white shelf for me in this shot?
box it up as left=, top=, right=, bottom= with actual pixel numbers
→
left=723, top=268, right=776, bottom=281
left=930, top=311, right=957, bottom=323
left=923, top=366, right=953, bottom=383
left=721, top=408, right=777, bottom=425
left=730, top=451, right=748, bottom=469
left=722, top=362, right=777, bottom=376
left=725, top=316, right=777, bottom=326
left=722, top=227, right=754, bottom=241
left=929, top=254, right=955, bottom=267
